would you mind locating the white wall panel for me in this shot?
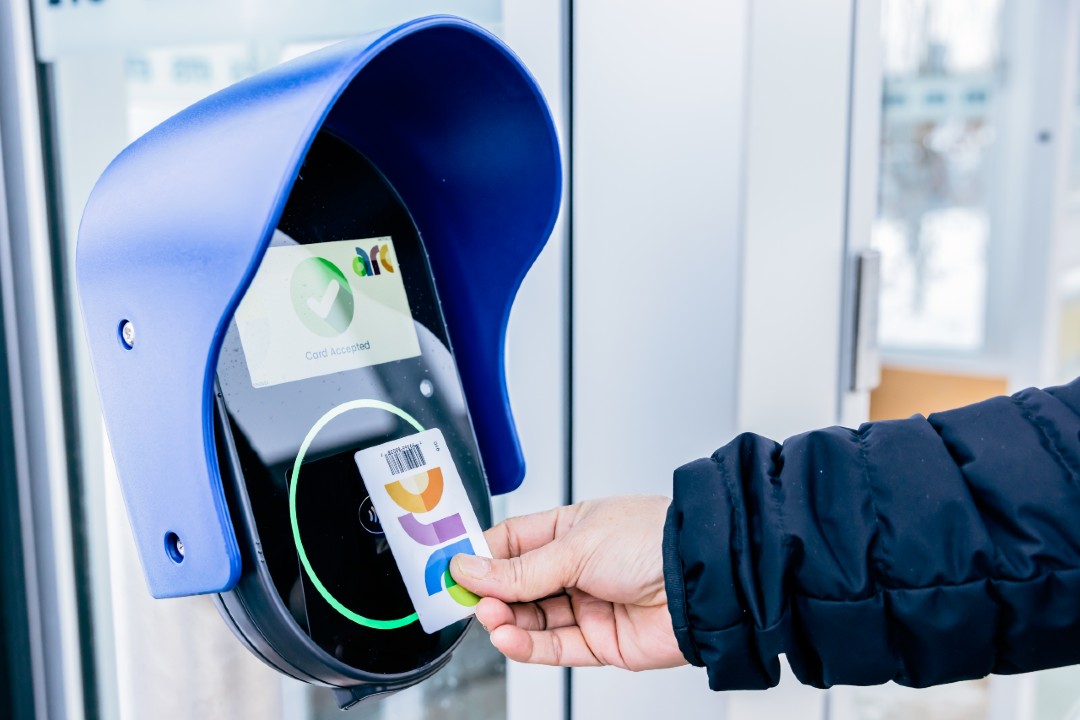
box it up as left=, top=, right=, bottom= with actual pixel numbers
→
left=572, top=0, right=747, bottom=496
left=571, top=0, right=750, bottom=716
left=737, top=0, right=858, bottom=442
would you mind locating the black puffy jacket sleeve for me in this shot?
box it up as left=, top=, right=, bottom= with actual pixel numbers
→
left=663, top=379, right=1080, bottom=690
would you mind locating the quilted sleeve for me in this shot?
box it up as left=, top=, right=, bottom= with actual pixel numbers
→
left=663, top=379, right=1080, bottom=690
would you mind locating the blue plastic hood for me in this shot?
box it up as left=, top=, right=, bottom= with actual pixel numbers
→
left=76, top=16, right=561, bottom=598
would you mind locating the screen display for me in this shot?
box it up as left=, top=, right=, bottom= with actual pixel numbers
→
left=234, top=235, right=421, bottom=388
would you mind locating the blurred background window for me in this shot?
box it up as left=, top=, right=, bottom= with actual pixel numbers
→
left=859, top=1, right=1080, bottom=719
left=874, top=0, right=1003, bottom=352
left=1059, top=25, right=1080, bottom=381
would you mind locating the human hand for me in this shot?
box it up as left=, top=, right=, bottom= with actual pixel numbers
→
left=449, top=495, right=686, bottom=671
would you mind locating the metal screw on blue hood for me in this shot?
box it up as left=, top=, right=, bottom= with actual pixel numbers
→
left=120, top=320, right=135, bottom=349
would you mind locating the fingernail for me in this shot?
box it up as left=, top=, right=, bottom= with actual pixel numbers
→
left=455, top=554, right=491, bottom=579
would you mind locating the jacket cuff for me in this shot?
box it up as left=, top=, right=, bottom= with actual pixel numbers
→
left=664, top=452, right=784, bottom=690
left=663, top=500, right=704, bottom=666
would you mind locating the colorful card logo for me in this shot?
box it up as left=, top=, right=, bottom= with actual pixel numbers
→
left=384, top=467, right=479, bottom=607
left=353, top=243, right=396, bottom=277
left=355, top=428, right=490, bottom=632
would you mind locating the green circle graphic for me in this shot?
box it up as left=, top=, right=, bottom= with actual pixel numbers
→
left=289, top=257, right=354, bottom=337
left=290, top=399, right=423, bottom=630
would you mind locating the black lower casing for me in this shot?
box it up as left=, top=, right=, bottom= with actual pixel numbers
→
left=211, top=391, right=474, bottom=709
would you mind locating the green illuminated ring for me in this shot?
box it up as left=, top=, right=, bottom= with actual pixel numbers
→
left=289, top=399, right=422, bottom=630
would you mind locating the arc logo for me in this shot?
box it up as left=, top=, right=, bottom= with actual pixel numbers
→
left=385, top=467, right=479, bottom=607
left=353, top=244, right=396, bottom=277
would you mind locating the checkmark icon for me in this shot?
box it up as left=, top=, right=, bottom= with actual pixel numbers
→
left=290, top=257, right=355, bottom=337
left=306, top=280, right=340, bottom=319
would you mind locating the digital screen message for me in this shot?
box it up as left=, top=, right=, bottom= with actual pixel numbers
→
left=233, top=236, right=421, bottom=388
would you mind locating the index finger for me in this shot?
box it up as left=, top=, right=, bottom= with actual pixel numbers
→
left=484, top=506, right=572, bottom=560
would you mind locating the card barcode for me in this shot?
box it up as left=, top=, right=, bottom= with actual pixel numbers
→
left=385, top=443, right=426, bottom=475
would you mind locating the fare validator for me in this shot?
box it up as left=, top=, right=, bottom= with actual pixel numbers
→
left=75, top=17, right=561, bottom=708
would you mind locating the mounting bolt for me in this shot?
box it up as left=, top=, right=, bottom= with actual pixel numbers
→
left=165, top=532, right=185, bottom=564
left=120, top=320, right=135, bottom=349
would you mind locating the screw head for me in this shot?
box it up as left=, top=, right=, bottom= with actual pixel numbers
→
left=164, top=532, right=185, bottom=564
left=120, top=320, right=135, bottom=349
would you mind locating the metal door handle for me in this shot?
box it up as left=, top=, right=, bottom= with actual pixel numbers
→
left=851, top=250, right=881, bottom=392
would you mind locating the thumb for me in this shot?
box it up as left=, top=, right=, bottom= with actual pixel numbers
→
left=450, top=544, right=573, bottom=603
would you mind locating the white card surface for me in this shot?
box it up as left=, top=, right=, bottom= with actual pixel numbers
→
left=354, top=429, right=491, bottom=634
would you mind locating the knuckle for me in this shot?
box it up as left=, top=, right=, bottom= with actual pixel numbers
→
left=506, top=531, right=523, bottom=559
left=532, top=603, right=548, bottom=631
left=506, top=556, right=528, bottom=594
left=550, top=631, right=564, bottom=665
